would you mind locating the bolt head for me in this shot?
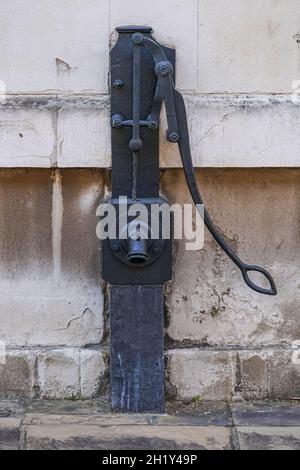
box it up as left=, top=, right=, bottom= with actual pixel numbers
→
left=160, top=66, right=169, bottom=76
left=167, top=131, right=179, bottom=143
left=148, top=120, right=158, bottom=130
left=155, top=61, right=173, bottom=77
left=129, top=138, right=143, bottom=152
left=111, top=114, right=124, bottom=129
left=132, top=33, right=143, bottom=45
left=113, top=79, right=124, bottom=89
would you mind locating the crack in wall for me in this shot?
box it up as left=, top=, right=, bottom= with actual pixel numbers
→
left=54, top=308, right=93, bottom=332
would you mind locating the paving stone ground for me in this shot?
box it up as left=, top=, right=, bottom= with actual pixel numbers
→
left=0, top=399, right=300, bottom=450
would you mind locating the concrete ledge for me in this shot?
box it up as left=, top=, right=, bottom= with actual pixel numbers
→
left=25, top=424, right=231, bottom=450
left=232, top=402, right=300, bottom=427
left=0, top=94, right=299, bottom=168
left=0, top=417, right=21, bottom=450
left=160, top=94, right=300, bottom=167
left=237, top=427, right=300, bottom=450
left=1, top=399, right=300, bottom=450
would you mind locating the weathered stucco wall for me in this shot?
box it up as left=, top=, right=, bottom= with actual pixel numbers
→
left=0, top=169, right=299, bottom=400
left=162, top=169, right=300, bottom=401
left=0, top=169, right=107, bottom=398
left=0, top=0, right=299, bottom=167
left=0, top=1, right=299, bottom=400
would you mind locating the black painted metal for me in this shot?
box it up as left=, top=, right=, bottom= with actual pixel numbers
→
left=110, top=26, right=174, bottom=199
left=110, top=285, right=164, bottom=413
left=101, top=198, right=172, bottom=285
left=105, top=24, right=277, bottom=414
left=106, top=26, right=175, bottom=412
left=103, top=26, right=174, bottom=286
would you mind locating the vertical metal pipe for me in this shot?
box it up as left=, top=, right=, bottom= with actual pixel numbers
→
left=132, top=44, right=141, bottom=200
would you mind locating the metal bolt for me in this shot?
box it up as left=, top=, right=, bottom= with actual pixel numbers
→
left=113, top=79, right=124, bottom=89
left=167, top=131, right=179, bottom=143
left=129, top=138, right=143, bottom=152
left=148, top=120, right=158, bottom=130
left=132, top=33, right=144, bottom=45
left=159, top=65, right=169, bottom=76
left=155, top=61, right=173, bottom=77
left=111, top=114, right=124, bottom=129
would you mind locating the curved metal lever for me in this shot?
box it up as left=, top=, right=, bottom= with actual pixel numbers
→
left=132, top=33, right=277, bottom=295
left=173, top=89, right=277, bottom=295
left=241, top=265, right=277, bottom=296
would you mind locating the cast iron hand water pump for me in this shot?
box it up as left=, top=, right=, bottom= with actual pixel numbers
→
left=102, top=26, right=277, bottom=413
